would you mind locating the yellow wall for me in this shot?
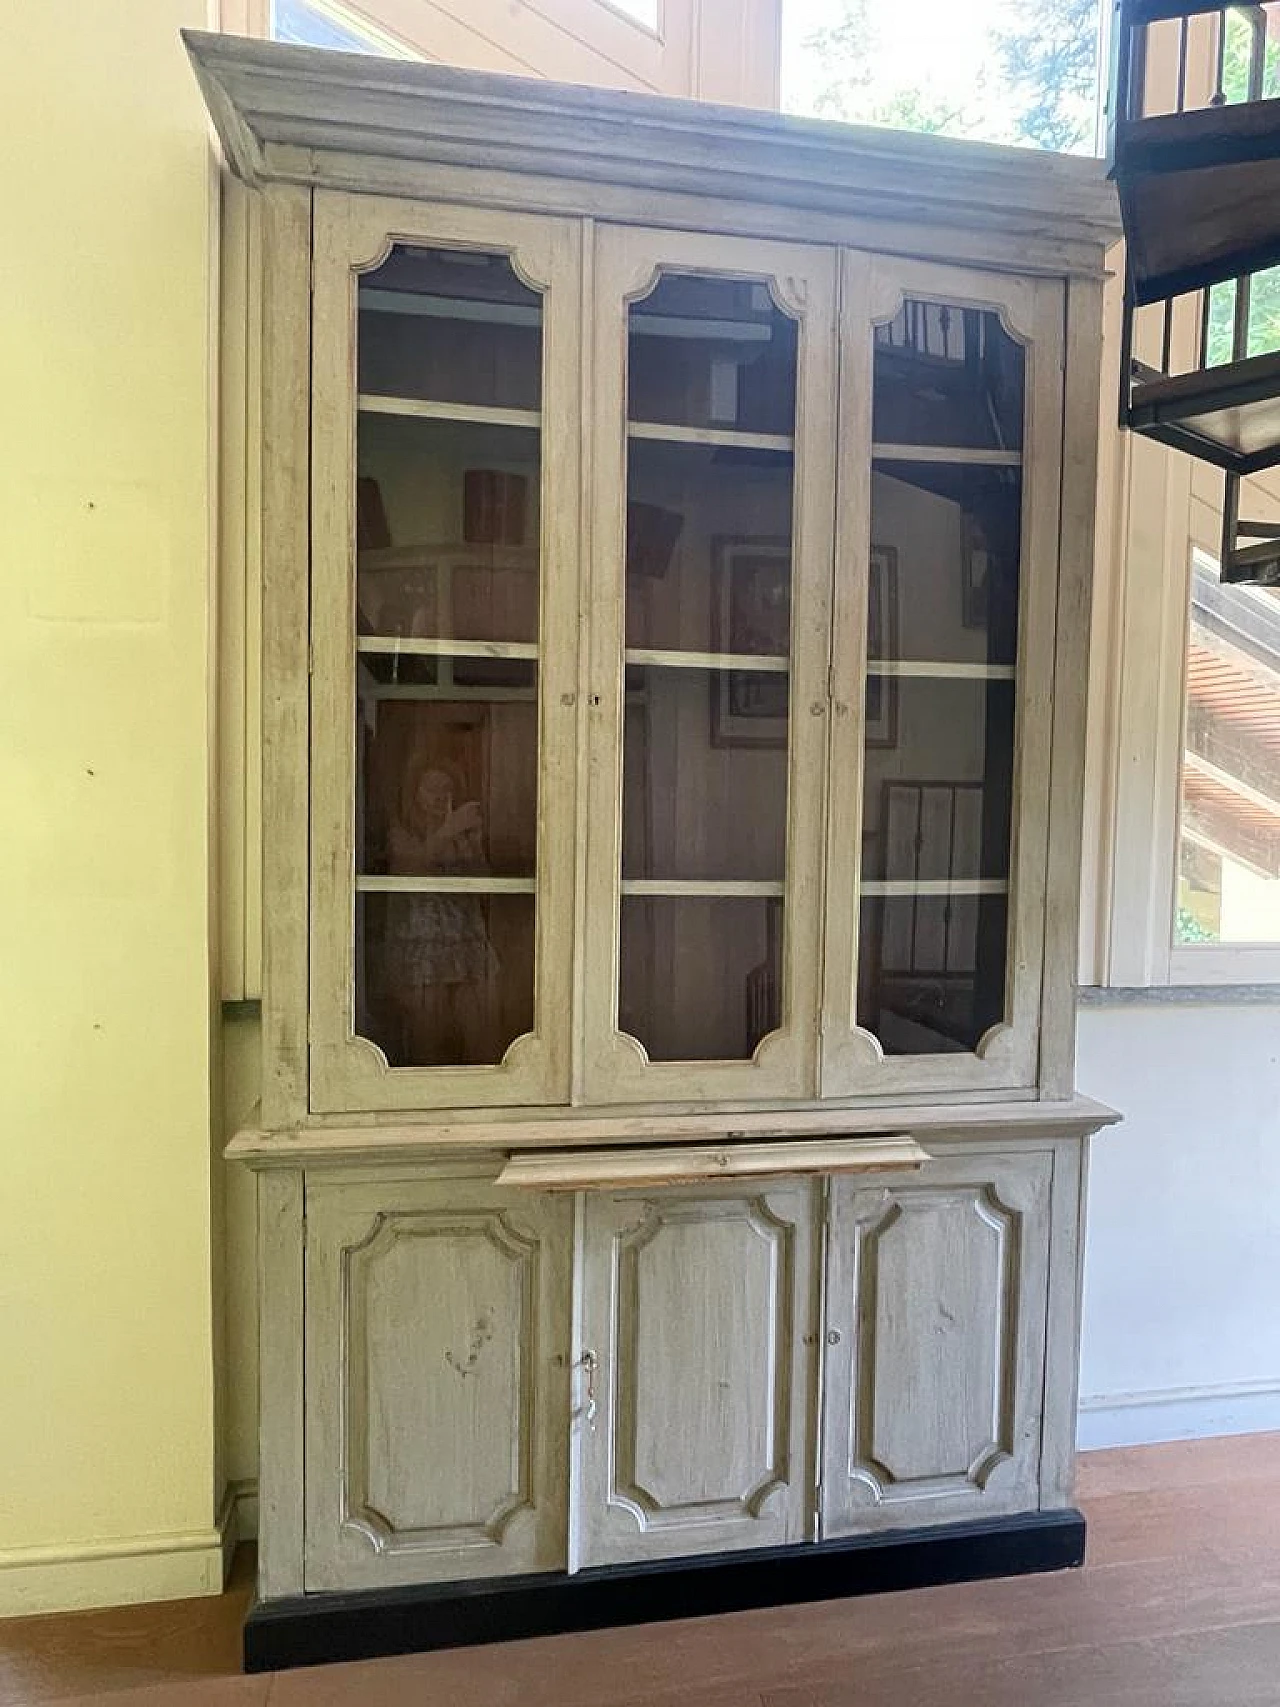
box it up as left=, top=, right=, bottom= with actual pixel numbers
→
left=0, top=0, right=223, bottom=1613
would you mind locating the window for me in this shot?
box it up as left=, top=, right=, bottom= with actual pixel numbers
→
left=1176, top=549, right=1280, bottom=950
left=271, top=0, right=418, bottom=57
left=782, top=0, right=1105, bottom=155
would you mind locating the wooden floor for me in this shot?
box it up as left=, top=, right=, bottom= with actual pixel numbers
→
left=3, top=1434, right=1280, bottom=1706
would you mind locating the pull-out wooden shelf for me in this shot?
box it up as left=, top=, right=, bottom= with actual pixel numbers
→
left=495, top=1134, right=929, bottom=1189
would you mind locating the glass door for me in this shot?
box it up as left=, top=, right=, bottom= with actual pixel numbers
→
left=822, top=256, right=1064, bottom=1097
left=309, top=194, right=581, bottom=1112
left=582, top=226, right=837, bottom=1104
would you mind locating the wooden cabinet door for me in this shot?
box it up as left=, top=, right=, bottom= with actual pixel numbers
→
left=821, top=254, right=1065, bottom=1099
left=580, top=223, right=838, bottom=1106
left=304, top=1173, right=572, bottom=1591
left=575, top=1182, right=819, bottom=1566
left=821, top=1151, right=1052, bottom=1536
left=308, top=192, right=582, bottom=1114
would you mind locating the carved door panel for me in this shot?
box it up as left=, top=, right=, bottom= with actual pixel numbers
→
left=821, top=1151, right=1052, bottom=1536
left=576, top=1182, right=819, bottom=1567
left=304, top=1174, right=572, bottom=1591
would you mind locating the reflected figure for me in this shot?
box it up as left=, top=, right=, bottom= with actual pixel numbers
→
left=382, top=758, right=500, bottom=1066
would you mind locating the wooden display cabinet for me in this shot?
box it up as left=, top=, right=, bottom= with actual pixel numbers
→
left=186, top=30, right=1121, bottom=1669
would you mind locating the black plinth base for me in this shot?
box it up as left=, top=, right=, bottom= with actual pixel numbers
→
left=243, top=1508, right=1086, bottom=1673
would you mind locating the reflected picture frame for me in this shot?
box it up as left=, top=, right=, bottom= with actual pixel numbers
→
left=710, top=536, right=792, bottom=750
left=865, top=544, right=899, bottom=750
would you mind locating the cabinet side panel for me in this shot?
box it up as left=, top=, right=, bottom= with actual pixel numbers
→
left=259, top=183, right=312, bottom=1126
left=257, top=1168, right=305, bottom=1599
left=1043, top=273, right=1107, bottom=1097
left=1039, top=1137, right=1089, bottom=1506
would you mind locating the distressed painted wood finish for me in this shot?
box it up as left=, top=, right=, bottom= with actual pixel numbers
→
left=576, top=1181, right=819, bottom=1564
left=308, top=193, right=582, bottom=1114
left=821, top=258, right=1066, bottom=1101
left=821, top=1150, right=1052, bottom=1535
left=183, top=34, right=1119, bottom=277
left=582, top=223, right=837, bottom=1105
left=304, top=1172, right=573, bottom=1590
left=256, top=1168, right=306, bottom=1597
left=258, top=183, right=312, bottom=1128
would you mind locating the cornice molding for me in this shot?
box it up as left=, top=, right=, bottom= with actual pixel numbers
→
left=184, top=31, right=1120, bottom=259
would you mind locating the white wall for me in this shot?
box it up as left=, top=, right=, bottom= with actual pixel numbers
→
left=1077, top=997, right=1280, bottom=1449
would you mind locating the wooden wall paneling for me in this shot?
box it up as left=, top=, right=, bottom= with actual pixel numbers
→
left=259, top=182, right=313, bottom=1127
left=304, top=1171, right=573, bottom=1589
left=307, top=192, right=581, bottom=1113
left=575, top=1180, right=819, bottom=1566
left=821, top=1150, right=1052, bottom=1534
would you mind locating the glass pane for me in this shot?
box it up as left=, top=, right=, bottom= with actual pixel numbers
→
left=628, top=274, right=797, bottom=437
left=870, top=465, right=1021, bottom=668
left=1176, top=553, right=1280, bottom=945
left=358, top=247, right=541, bottom=411
left=625, top=442, right=794, bottom=652
left=858, top=298, right=1025, bottom=1059
left=622, top=671, right=788, bottom=883
left=356, top=687, right=539, bottom=881
left=351, top=247, right=544, bottom=1069
left=872, top=302, right=1024, bottom=452
left=860, top=680, right=1015, bottom=884
left=357, top=894, right=535, bottom=1068
left=620, top=897, right=783, bottom=1062
left=618, top=271, right=799, bottom=1062
left=858, top=895, right=1008, bottom=1056
left=357, top=416, right=539, bottom=644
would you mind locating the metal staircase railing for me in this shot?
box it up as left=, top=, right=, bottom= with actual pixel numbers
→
left=1113, top=0, right=1280, bottom=582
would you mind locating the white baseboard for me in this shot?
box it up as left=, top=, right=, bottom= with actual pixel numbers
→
left=0, top=1498, right=236, bottom=1618
left=1078, top=1378, right=1280, bottom=1450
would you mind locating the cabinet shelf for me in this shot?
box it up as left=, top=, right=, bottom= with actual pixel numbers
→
left=360, top=287, right=541, bottom=327
left=627, top=421, right=794, bottom=453
left=861, top=880, right=1009, bottom=897
left=865, top=661, right=1016, bottom=680
left=625, top=648, right=789, bottom=674
left=358, top=541, right=538, bottom=572
left=358, top=393, right=541, bottom=431
left=872, top=444, right=1022, bottom=466
left=620, top=880, right=785, bottom=898
left=356, top=875, right=536, bottom=894
left=357, top=636, right=539, bottom=661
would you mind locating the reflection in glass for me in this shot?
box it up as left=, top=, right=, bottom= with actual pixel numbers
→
left=617, top=271, right=798, bottom=1063
left=858, top=297, right=1025, bottom=1059
left=625, top=441, right=794, bottom=654
left=357, top=417, right=539, bottom=644
left=872, top=301, right=1024, bottom=451
left=358, top=246, right=542, bottom=411
left=858, top=895, right=1008, bottom=1056
left=358, top=894, right=535, bottom=1068
left=860, top=680, right=1015, bottom=884
left=620, top=897, right=782, bottom=1061
left=350, top=246, right=544, bottom=1070
left=869, top=465, right=1021, bottom=667
left=622, top=671, right=788, bottom=883
left=628, top=274, right=797, bottom=436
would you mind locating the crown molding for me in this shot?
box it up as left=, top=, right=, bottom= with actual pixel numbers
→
left=184, top=32, right=1120, bottom=264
